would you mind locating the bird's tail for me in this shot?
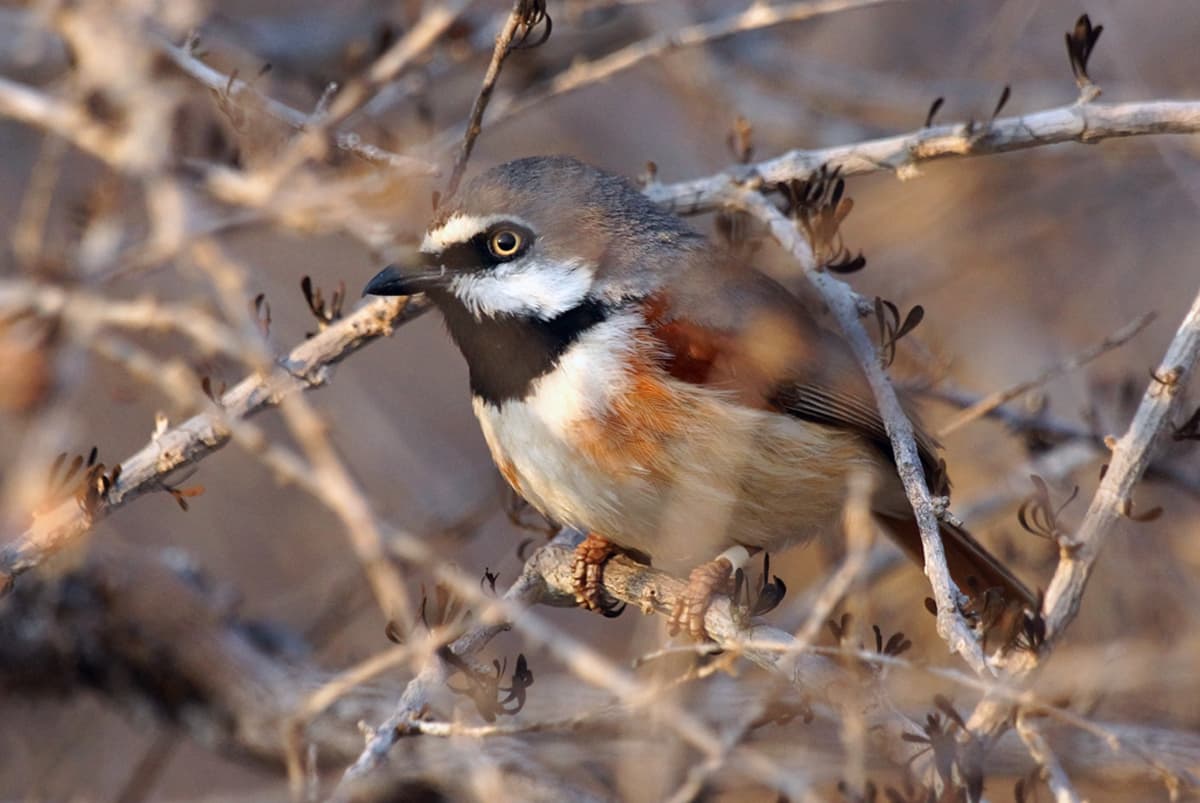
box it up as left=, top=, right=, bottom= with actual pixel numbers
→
left=877, top=513, right=1038, bottom=636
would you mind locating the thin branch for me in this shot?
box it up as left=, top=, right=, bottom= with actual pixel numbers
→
left=524, top=540, right=1199, bottom=787
left=732, top=187, right=991, bottom=675
left=1039, top=286, right=1200, bottom=649
left=0, top=280, right=247, bottom=360
left=0, top=73, right=139, bottom=171
left=336, top=534, right=559, bottom=786
left=937, top=312, right=1156, bottom=437
left=965, top=284, right=1200, bottom=753
left=661, top=470, right=878, bottom=803
left=444, top=0, right=532, bottom=199
left=201, top=0, right=471, bottom=205
left=645, top=100, right=1200, bottom=213
left=449, top=0, right=896, bottom=149
left=334, top=529, right=815, bottom=803
left=917, top=384, right=1200, bottom=499
left=10, top=538, right=1194, bottom=792
left=791, top=470, right=876, bottom=650
left=0, top=294, right=430, bottom=594
left=154, top=36, right=436, bottom=175
left=1016, top=711, right=1084, bottom=803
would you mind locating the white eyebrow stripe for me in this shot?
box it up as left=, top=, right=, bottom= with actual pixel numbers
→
left=421, top=213, right=534, bottom=253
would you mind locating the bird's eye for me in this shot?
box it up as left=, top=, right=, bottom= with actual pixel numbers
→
left=487, top=229, right=523, bottom=259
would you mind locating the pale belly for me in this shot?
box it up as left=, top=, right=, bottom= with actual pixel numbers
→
left=472, top=381, right=881, bottom=569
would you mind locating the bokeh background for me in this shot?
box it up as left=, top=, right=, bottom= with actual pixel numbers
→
left=2, top=0, right=1199, bottom=800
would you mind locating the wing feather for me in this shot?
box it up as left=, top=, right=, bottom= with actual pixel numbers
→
left=642, top=258, right=942, bottom=480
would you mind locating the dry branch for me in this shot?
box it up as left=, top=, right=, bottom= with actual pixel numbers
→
left=216, top=0, right=470, bottom=203
left=646, top=100, right=1200, bottom=212
left=4, top=10, right=1200, bottom=797
left=5, top=525, right=1198, bottom=796
left=1033, top=286, right=1200, bottom=651
left=936, top=312, right=1156, bottom=437
left=0, top=280, right=246, bottom=360
left=1016, top=712, right=1083, bottom=803
left=449, top=0, right=896, bottom=148
left=340, top=537, right=1200, bottom=794
left=0, top=295, right=430, bottom=594
left=444, top=0, right=539, bottom=199
left=918, top=384, right=1200, bottom=499
left=732, top=188, right=991, bottom=675
left=0, top=73, right=140, bottom=171
left=959, top=284, right=1200, bottom=775
left=336, top=529, right=815, bottom=802
left=154, top=36, right=435, bottom=175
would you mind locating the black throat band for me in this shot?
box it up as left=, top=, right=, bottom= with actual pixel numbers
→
left=428, top=289, right=612, bottom=406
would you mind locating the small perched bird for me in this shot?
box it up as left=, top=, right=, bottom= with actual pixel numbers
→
left=365, top=156, right=1034, bottom=638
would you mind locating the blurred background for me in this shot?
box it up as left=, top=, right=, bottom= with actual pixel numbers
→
left=1, top=0, right=1199, bottom=800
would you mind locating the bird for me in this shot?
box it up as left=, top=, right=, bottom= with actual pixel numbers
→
left=364, top=155, right=1036, bottom=640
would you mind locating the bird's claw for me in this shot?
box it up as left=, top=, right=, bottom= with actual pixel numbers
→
left=668, top=557, right=735, bottom=640
left=571, top=533, right=625, bottom=617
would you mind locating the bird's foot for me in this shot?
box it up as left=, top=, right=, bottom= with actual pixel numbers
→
left=571, top=533, right=625, bottom=618
left=668, top=556, right=737, bottom=640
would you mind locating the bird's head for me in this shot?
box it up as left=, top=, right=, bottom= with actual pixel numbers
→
left=363, top=156, right=701, bottom=320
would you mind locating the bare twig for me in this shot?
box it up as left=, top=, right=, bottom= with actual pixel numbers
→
left=1016, top=711, right=1084, bottom=803
left=791, top=470, right=877, bottom=650
left=645, top=100, right=1200, bottom=213
left=661, top=470, right=878, bottom=803
left=202, top=0, right=471, bottom=205
left=1036, top=287, right=1200, bottom=651
left=524, top=541, right=1199, bottom=787
left=937, top=312, right=1156, bottom=437
left=10, top=539, right=1195, bottom=792
left=0, top=280, right=246, bottom=360
left=0, top=74, right=145, bottom=171
left=335, top=529, right=814, bottom=802
left=337, top=534, right=560, bottom=786
left=154, top=36, right=436, bottom=175
left=0, top=295, right=430, bottom=594
left=733, top=188, right=991, bottom=675
left=963, top=285, right=1200, bottom=760
left=917, top=384, right=1200, bottom=499
left=444, top=0, right=536, bottom=199
left=455, top=0, right=896, bottom=149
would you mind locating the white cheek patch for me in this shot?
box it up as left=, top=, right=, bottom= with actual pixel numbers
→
left=448, top=257, right=594, bottom=321
left=421, top=213, right=533, bottom=253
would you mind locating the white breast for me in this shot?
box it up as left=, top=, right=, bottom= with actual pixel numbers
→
left=473, top=311, right=645, bottom=526
left=472, top=311, right=882, bottom=566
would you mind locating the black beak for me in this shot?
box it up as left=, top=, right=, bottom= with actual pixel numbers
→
left=363, top=264, right=435, bottom=297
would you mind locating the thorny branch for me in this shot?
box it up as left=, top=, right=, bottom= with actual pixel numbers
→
left=730, top=187, right=993, bottom=676
left=1026, top=288, right=1200, bottom=649
left=444, top=0, right=552, bottom=200
left=0, top=294, right=429, bottom=594
left=154, top=36, right=436, bottom=175
left=926, top=286, right=1200, bottom=784
left=916, top=384, right=1200, bottom=499
left=6, top=536, right=1197, bottom=797
left=2, top=4, right=1200, bottom=799
left=645, top=100, right=1200, bottom=212
left=936, top=312, right=1157, bottom=437
left=971, top=287, right=1200, bottom=700
left=207, top=0, right=472, bottom=205
left=441, top=0, right=897, bottom=150
left=332, top=528, right=814, bottom=802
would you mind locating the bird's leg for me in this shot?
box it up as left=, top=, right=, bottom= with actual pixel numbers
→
left=571, top=533, right=625, bottom=617
left=669, top=545, right=754, bottom=640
